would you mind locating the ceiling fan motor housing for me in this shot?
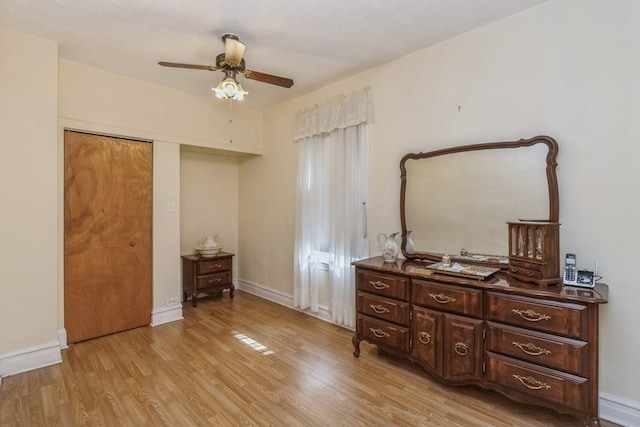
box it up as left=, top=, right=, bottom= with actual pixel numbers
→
left=216, top=53, right=246, bottom=71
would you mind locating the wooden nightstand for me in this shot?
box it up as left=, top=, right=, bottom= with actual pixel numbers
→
left=181, top=252, right=234, bottom=307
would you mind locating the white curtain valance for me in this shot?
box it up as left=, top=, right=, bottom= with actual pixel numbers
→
left=293, top=87, right=374, bottom=141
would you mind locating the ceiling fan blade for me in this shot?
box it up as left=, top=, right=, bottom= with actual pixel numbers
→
left=224, top=36, right=246, bottom=67
left=158, top=61, right=218, bottom=72
left=243, top=70, right=294, bottom=88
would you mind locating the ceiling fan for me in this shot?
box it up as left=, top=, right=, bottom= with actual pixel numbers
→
left=159, top=33, right=294, bottom=100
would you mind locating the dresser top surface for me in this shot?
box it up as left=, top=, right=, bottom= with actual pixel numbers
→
left=353, top=256, right=608, bottom=304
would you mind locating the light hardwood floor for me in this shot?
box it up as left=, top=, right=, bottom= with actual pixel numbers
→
left=1, top=291, right=619, bottom=426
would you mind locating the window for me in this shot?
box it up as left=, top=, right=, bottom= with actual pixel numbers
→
left=293, top=88, right=373, bottom=328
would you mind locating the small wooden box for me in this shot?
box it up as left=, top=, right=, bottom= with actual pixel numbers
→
left=507, top=222, right=561, bottom=286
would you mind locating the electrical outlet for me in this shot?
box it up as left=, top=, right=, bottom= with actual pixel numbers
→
left=166, top=297, right=178, bottom=306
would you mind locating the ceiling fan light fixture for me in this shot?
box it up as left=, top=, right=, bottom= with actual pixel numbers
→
left=213, top=77, right=248, bottom=100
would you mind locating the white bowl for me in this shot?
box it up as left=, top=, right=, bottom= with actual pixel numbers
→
left=195, top=246, right=222, bottom=257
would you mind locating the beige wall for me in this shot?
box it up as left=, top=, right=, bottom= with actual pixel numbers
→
left=180, top=148, right=240, bottom=286
left=58, top=60, right=263, bottom=155
left=0, top=29, right=59, bottom=357
left=239, top=0, right=640, bottom=411
left=152, top=141, right=182, bottom=313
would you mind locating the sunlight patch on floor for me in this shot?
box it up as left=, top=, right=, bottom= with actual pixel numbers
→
left=232, top=331, right=274, bottom=355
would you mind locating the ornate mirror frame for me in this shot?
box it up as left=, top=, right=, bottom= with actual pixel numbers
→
left=399, top=135, right=559, bottom=266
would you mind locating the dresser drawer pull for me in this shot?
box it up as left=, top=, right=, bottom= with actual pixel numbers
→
left=369, top=280, right=391, bottom=290
left=417, top=332, right=431, bottom=345
left=370, top=304, right=390, bottom=314
left=513, top=374, right=551, bottom=391
left=429, top=293, right=457, bottom=304
left=369, top=328, right=390, bottom=338
left=511, top=308, right=551, bottom=322
left=512, top=341, right=551, bottom=356
left=207, top=278, right=222, bottom=283
left=454, top=342, right=469, bottom=356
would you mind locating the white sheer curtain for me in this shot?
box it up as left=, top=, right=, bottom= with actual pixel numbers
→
left=293, top=87, right=373, bottom=328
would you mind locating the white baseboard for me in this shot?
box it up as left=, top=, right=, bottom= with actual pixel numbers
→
left=600, top=392, right=640, bottom=426
left=58, top=328, right=68, bottom=349
left=236, top=278, right=338, bottom=325
left=151, top=303, right=183, bottom=326
left=0, top=341, right=62, bottom=378
left=236, top=278, right=294, bottom=308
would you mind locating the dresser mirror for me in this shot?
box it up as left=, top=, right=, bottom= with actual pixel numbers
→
left=400, top=136, right=559, bottom=266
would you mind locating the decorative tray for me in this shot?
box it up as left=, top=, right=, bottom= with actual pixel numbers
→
left=427, top=262, right=500, bottom=281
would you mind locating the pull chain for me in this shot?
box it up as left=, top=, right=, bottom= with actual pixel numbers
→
left=229, top=99, right=234, bottom=143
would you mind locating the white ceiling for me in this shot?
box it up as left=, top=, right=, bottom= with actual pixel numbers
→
left=0, top=0, right=550, bottom=110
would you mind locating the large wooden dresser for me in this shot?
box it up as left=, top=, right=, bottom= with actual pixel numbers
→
left=353, top=256, right=608, bottom=426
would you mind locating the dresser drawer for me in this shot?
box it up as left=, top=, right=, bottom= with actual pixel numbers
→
left=486, top=292, right=587, bottom=339
left=508, top=265, right=542, bottom=280
left=357, top=292, right=410, bottom=326
left=509, top=258, right=543, bottom=271
left=486, top=322, right=588, bottom=376
left=197, top=271, right=232, bottom=289
left=357, top=314, right=409, bottom=352
left=412, top=280, right=482, bottom=318
left=486, top=352, right=588, bottom=413
left=357, top=270, right=409, bottom=301
left=197, top=257, right=232, bottom=275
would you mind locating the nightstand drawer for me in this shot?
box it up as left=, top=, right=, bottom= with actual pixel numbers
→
left=197, top=271, right=232, bottom=289
left=197, top=257, right=232, bottom=275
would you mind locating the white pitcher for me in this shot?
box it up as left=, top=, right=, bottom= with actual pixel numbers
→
left=378, top=232, right=400, bottom=263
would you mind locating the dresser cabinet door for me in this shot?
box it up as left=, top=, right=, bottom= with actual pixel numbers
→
left=442, top=313, right=484, bottom=382
left=411, top=306, right=442, bottom=375
left=411, top=306, right=483, bottom=382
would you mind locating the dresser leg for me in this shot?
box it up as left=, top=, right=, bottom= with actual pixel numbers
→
left=586, top=417, right=601, bottom=427
left=229, top=285, right=235, bottom=298
left=192, top=292, right=197, bottom=307
left=352, top=334, right=361, bottom=357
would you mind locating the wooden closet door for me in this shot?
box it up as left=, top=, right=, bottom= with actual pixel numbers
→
left=64, top=131, right=152, bottom=343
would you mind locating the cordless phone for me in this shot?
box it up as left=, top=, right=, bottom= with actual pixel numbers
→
left=563, top=253, right=577, bottom=285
